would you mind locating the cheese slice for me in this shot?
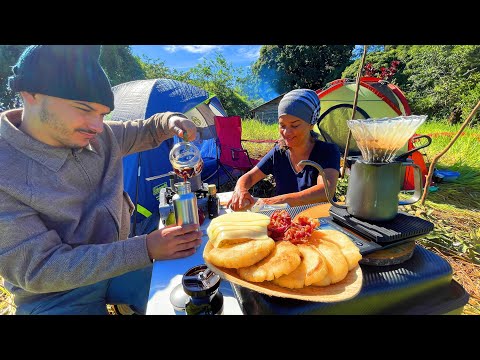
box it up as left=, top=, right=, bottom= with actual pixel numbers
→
left=209, top=212, right=270, bottom=225
left=208, top=224, right=267, bottom=241
left=207, top=212, right=272, bottom=248
left=211, top=229, right=270, bottom=248
left=208, top=218, right=270, bottom=238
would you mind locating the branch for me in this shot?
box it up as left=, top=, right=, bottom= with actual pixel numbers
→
left=341, top=45, right=368, bottom=178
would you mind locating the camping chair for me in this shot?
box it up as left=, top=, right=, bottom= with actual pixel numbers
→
left=214, top=115, right=260, bottom=189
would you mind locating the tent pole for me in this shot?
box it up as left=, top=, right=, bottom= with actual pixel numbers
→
left=132, top=152, right=142, bottom=236
left=341, top=45, right=368, bottom=178
left=420, top=99, right=480, bottom=205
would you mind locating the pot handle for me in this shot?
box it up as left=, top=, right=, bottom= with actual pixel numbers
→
left=395, top=134, right=432, bottom=162
left=399, top=161, right=423, bottom=205
left=297, top=160, right=347, bottom=210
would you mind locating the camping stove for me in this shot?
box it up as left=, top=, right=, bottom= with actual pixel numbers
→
left=329, top=206, right=434, bottom=247
left=325, top=210, right=434, bottom=267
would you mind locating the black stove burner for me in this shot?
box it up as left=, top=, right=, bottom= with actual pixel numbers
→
left=329, top=207, right=434, bottom=243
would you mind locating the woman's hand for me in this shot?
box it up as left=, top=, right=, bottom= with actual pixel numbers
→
left=146, top=223, right=202, bottom=260
left=227, top=188, right=255, bottom=211
left=251, top=196, right=285, bottom=209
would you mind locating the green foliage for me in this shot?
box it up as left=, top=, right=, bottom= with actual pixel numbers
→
left=403, top=203, right=480, bottom=264
left=3, top=45, right=479, bottom=127
left=99, top=45, right=145, bottom=86
left=0, top=45, right=28, bottom=110
left=137, top=54, right=178, bottom=80
left=252, top=45, right=354, bottom=95
left=341, top=45, right=480, bottom=125
left=403, top=45, right=480, bottom=122
left=180, top=52, right=255, bottom=116
left=341, top=47, right=409, bottom=87
left=117, top=50, right=257, bottom=117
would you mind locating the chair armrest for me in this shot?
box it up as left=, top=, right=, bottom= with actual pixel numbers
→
left=230, top=148, right=248, bottom=161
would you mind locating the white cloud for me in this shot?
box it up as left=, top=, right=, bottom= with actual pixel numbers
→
left=236, top=46, right=261, bottom=60
left=163, top=45, right=223, bottom=54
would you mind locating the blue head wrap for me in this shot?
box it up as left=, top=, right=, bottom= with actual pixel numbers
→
left=278, top=88, right=320, bottom=125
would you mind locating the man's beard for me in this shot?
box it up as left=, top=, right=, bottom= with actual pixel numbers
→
left=39, top=102, right=87, bottom=149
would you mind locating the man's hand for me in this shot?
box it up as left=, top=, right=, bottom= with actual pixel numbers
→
left=168, top=115, right=197, bottom=142
left=146, top=223, right=202, bottom=260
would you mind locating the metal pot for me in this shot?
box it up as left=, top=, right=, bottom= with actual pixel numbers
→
left=299, top=157, right=423, bottom=222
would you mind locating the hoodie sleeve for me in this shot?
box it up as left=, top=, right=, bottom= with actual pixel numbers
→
left=104, top=112, right=187, bottom=156
left=0, top=189, right=152, bottom=294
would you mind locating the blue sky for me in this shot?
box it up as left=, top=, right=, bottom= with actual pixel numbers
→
left=131, top=45, right=262, bottom=71
left=130, top=45, right=366, bottom=101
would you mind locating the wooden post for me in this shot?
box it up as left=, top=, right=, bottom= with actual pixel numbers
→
left=341, top=45, right=368, bottom=178
left=420, top=99, right=480, bottom=205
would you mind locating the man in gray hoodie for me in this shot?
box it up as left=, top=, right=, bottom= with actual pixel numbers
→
left=0, top=45, right=203, bottom=315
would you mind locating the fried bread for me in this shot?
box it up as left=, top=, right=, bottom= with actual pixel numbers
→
left=237, top=241, right=302, bottom=282
left=204, top=237, right=275, bottom=269
left=272, top=244, right=328, bottom=289
left=310, top=230, right=362, bottom=271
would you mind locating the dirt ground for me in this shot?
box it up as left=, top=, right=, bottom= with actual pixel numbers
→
left=427, top=246, right=480, bottom=315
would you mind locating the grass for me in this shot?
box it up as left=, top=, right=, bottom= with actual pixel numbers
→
left=411, top=121, right=480, bottom=314
left=241, top=119, right=279, bottom=159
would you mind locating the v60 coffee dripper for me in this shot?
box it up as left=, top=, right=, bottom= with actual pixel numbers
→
left=300, top=115, right=432, bottom=222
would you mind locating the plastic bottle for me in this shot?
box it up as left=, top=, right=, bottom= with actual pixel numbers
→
left=207, top=184, right=219, bottom=219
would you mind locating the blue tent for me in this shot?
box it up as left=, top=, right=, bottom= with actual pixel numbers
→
left=109, top=78, right=227, bottom=235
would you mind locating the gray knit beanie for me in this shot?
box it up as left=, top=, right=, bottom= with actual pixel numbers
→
left=278, top=88, right=320, bottom=125
left=8, top=45, right=114, bottom=110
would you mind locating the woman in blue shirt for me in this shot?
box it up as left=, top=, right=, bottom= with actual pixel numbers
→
left=228, top=89, right=341, bottom=211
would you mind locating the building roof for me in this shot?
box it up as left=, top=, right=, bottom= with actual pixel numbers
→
left=249, top=92, right=287, bottom=112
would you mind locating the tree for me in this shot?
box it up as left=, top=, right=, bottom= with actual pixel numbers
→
left=342, top=45, right=480, bottom=124
left=181, top=52, right=255, bottom=116
left=251, top=45, right=355, bottom=97
left=402, top=45, right=480, bottom=122
left=0, top=45, right=28, bottom=111
left=342, top=47, right=409, bottom=87
left=137, top=55, right=178, bottom=80
left=99, top=45, right=145, bottom=86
